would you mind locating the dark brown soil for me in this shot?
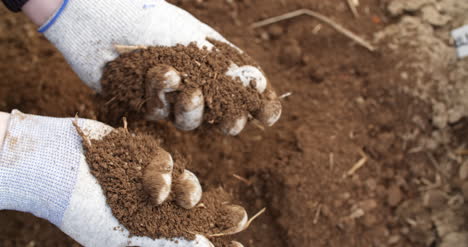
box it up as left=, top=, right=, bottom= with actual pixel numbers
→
left=80, top=127, right=237, bottom=245
left=0, top=0, right=443, bottom=247
left=101, top=41, right=262, bottom=125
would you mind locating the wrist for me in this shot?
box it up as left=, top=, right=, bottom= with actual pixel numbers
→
left=0, top=112, right=10, bottom=151
left=0, top=110, right=82, bottom=226
left=22, top=0, right=63, bottom=26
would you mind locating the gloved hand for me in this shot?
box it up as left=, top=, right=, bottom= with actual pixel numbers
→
left=0, top=110, right=243, bottom=247
left=39, top=0, right=281, bottom=135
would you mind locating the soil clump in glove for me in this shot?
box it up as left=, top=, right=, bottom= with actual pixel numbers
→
left=100, top=41, right=265, bottom=129
left=80, top=127, right=244, bottom=245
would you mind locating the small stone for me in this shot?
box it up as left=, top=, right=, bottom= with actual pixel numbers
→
left=459, top=161, right=468, bottom=180
left=375, top=110, right=396, bottom=127
left=423, top=190, right=446, bottom=209
left=410, top=162, right=428, bottom=177
left=421, top=5, right=451, bottom=27
left=433, top=210, right=464, bottom=237
left=362, top=214, right=377, bottom=227
left=268, top=25, right=284, bottom=39
left=341, top=192, right=351, bottom=200
left=321, top=205, right=333, bottom=218
left=349, top=208, right=365, bottom=219
left=280, top=40, right=302, bottom=66
left=440, top=232, right=468, bottom=247
left=373, top=225, right=390, bottom=238
left=366, top=178, right=377, bottom=191
left=307, top=66, right=326, bottom=83
left=388, top=235, right=401, bottom=245
left=387, top=185, right=403, bottom=207
left=376, top=185, right=386, bottom=195
left=387, top=0, right=435, bottom=16
left=260, top=31, right=270, bottom=40
left=374, top=132, right=395, bottom=155
left=359, top=199, right=378, bottom=211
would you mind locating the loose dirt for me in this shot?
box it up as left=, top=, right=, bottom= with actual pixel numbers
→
left=79, top=127, right=237, bottom=245
left=101, top=41, right=262, bottom=126
left=1, top=0, right=467, bottom=247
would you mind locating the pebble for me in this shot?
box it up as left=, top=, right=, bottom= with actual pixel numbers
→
left=366, top=178, right=377, bottom=191
left=440, top=232, right=468, bottom=247
left=362, top=214, right=377, bottom=227
left=388, top=235, right=401, bottom=245
left=359, top=199, right=378, bottom=211
left=421, top=5, right=451, bottom=27
left=321, top=205, right=333, bottom=218
left=341, top=192, right=351, bottom=200
left=349, top=208, right=365, bottom=219
left=387, top=185, right=403, bottom=207
left=260, top=31, right=270, bottom=41
left=280, top=40, right=302, bottom=65
left=459, top=161, right=468, bottom=180
left=378, top=132, right=395, bottom=144
left=423, top=189, right=446, bottom=210
left=267, top=25, right=284, bottom=39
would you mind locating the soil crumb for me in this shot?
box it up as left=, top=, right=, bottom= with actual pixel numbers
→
left=80, top=127, right=237, bottom=244
left=101, top=40, right=263, bottom=126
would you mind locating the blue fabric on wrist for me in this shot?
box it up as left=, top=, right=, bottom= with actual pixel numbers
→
left=38, top=0, right=69, bottom=33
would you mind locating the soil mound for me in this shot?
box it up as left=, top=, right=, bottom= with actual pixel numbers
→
left=101, top=41, right=263, bottom=126
left=81, top=127, right=239, bottom=245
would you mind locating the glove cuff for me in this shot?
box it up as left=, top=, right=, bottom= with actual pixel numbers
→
left=0, top=110, right=83, bottom=226
left=38, top=0, right=69, bottom=33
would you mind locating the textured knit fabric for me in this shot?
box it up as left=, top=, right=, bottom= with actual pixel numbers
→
left=0, top=111, right=214, bottom=246
left=40, top=0, right=229, bottom=92
left=0, top=110, right=83, bottom=226
left=1, top=0, right=28, bottom=12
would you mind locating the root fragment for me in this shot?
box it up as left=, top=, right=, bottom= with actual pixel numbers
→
left=232, top=174, right=252, bottom=186
left=114, top=44, right=148, bottom=54
left=72, top=119, right=92, bottom=147
left=208, top=208, right=266, bottom=237
left=251, top=9, right=376, bottom=52
left=343, top=149, right=368, bottom=178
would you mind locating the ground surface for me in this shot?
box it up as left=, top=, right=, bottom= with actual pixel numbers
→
left=1, top=0, right=467, bottom=247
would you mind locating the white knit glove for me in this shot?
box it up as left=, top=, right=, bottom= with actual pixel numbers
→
left=40, top=0, right=281, bottom=135
left=0, top=110, right=213, bottom=247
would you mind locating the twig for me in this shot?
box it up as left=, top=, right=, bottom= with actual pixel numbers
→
left=248, top=114, right=266, bottom=131
left=279, top=92, right=293, bottom=99
left=312, top=24, right=322, bottom=34
left=251, top=9, right=376, bottom=52
left=426, top=152, right=448, bottom=180
left=346, top=0, right=359, bottom=18
left=232, top=174, right=252, bottom=185
left=122, top=117, right=128, bottom=132
left=105, top=96, right=117, bottom=105
left=406, top=218, right=417, bottom=226
left=455, top=149, right=468, bottom=155
left=114, top=44, right=148, bottom=54
left=329, top=152, right=335, bottom=169
left=418, top=174, right=442, bottom=192
left=72, top=119, right=92, bottom=147
left=208, top=208, right=266, bottom=237
left=344, top=149, right=368, bottom=178
left=313, top=204, right=322, bottom=224
left=240, top=208, right=266, bottom=231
